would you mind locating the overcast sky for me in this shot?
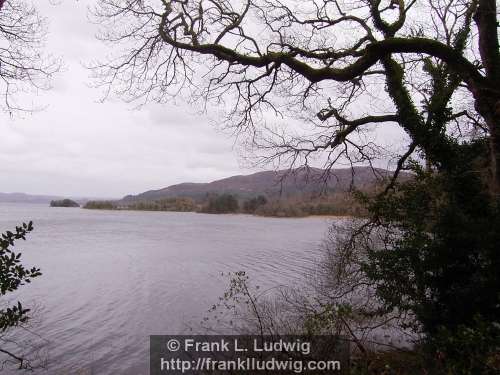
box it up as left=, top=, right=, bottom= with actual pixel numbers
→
left=0, top=0, right=407, bottom=198
left=0, top=0, right=253, bottom=198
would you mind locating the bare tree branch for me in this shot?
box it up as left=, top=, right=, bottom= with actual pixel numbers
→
left=90, top=0, right=500, bottom=193
left=0, top=0, right=59, bottom=113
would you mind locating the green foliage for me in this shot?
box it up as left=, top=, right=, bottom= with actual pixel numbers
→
left=254, top=202, right=308, bottom=217
left=50, top=199, right=79, bottom=207
left=349, top=350, right=429, bottom=375
left=0, top=221, right=41, bottom=332
left=79, top=190, right=371, bottom=217
left=83, top=200, right=116, bottom=210
left=126, top=197, right=196, bottom=212
left=242, top=195, right=267, bottom=213
left=202, top=194, right=239, bottom=214
left=254, top=193, right=366, bottom=217
left=428, top=318, right=500, bottom=374
left=361, top=143, right=500, bottom=373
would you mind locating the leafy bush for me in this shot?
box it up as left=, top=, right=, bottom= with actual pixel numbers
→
left=0, top=222, right=41, bottom=331
left=0, top=222, right=42, bottom=369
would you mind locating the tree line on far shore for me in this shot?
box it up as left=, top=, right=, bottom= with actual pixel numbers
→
left=81, top=190, right=367, bottom=218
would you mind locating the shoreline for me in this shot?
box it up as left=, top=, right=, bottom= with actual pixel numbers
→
left=78, top=206, right=354, bottom=219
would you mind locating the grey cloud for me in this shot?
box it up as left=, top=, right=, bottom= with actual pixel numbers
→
left=0, top=1, right=249, bottom=197
left=0, top=0, right=404, bottom=198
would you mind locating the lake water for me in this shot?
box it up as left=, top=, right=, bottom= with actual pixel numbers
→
left=0, top=203, right=331, bottom=374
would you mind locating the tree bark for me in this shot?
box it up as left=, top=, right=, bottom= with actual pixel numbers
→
left=474, top=0, right=500, bottom=83
left=474, top=0, right=500, bottom=197
left=491, top=116, right=500, bottom=197
left=478, top=97, right=500, bottom=197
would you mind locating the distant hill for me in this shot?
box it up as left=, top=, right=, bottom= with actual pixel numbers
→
left=0, top=192, right=110, bottom=205
left=122, top=167, right=407, bottom=203
left=0, top=167, right=409, bottom=208
left=0, top=192, right=64, bottom=204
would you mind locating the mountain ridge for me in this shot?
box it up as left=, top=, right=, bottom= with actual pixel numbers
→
left=122, top=166, right=405, bottom=203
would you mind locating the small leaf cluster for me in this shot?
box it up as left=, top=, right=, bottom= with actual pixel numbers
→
left=0, top=221, right=41, bottom=332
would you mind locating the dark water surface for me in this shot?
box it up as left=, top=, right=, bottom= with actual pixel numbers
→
left=0, top=203, right=331, bottom=374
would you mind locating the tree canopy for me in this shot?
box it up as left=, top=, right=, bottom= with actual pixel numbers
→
left=92, top=0, right=499, bottom=195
